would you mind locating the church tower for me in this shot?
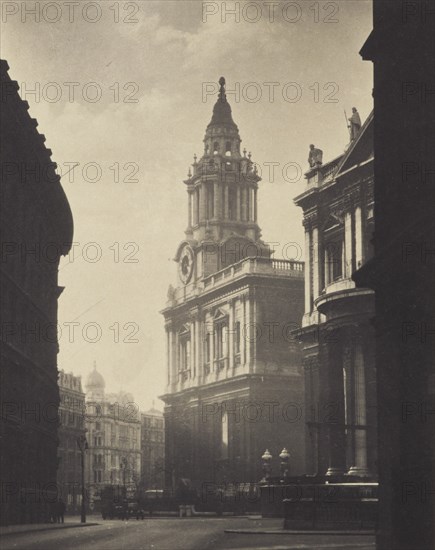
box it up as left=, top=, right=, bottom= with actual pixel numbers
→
left=161, top=78, right=305, bottom=490
left=176, top=77, right=270, bottom=284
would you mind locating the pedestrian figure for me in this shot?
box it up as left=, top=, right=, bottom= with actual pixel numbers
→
left=49, top=501, right=58, bottom=523
left=57, top=498, right=66, bottom=523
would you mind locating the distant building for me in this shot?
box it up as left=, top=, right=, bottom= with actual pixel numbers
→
left=140, top=406, right=165, bottom=489
left=294, top=111, right=377, bottom=478
left=84, top=363, right=141, bottom=510
left=160, top=78, right=305, bottom=490
left=57, top=370, right=86, bottom=513
left=0, top=60, right=73, bottom=525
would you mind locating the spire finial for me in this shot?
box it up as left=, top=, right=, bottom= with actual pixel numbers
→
left=218, top=76, right=226, bottom=100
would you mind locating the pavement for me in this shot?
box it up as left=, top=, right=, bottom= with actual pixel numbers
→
left=0, top=517, right=99, bottom=537
left=0, top=516, right=376, bottom=550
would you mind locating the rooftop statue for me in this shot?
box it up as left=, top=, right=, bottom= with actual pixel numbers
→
left=308, top=144, right=323, bottom=168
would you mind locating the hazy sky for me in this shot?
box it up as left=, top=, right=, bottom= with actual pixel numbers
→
left=2, top=0, right=373, bottom=410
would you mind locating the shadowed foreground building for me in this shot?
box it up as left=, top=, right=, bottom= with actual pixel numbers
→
left=294, top=112, right=377, bottom=479
left=160, top=78, right=305, bottom=491
left=0, top=60, right=73, bottom=524
left=355, top=4, right=435, bottom=548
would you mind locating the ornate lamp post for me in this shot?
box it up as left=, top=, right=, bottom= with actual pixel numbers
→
left=279, top=448, right=290, bottom=480
left=76, top=435, right=88, bottom=523
left=261, top=449, right=273, bottom=482
left=121, top=457, right=128, bottom=490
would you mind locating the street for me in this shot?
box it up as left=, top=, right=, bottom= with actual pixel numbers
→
left=1, top=517, right=375, bottom=550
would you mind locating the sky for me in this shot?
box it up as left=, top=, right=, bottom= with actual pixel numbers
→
left=1, top=0, right=373, bottom=410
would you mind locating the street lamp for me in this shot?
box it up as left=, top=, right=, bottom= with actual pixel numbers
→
left=279, top=448, right=290, bottom=480
left=121, top=457, right=127, bottom=490
left=77, top=435, right=88, bottom=523
left=261, top=449, right=272, bottom=483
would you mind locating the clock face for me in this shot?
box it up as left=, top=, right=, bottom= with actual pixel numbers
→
left=178, top=244, right=194, bottom=284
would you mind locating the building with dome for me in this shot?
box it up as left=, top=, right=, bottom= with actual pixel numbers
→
left=160, top=78, right=305, bottom=490
left=84, top=363, right=141, bottom=510
left=57, top=370, right=86, bottom=513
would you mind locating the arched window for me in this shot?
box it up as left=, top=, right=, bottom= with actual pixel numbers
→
left=213, top=141, right=219, bottom=155
left=225, top=141, right=232, bottom=156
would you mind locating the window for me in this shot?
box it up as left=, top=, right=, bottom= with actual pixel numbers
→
left=179, top=326, right=191, bottom=372
left=214, top=320, right=228, bottom=360
left=205, top=333, right=211, bottom=366
left=225, top=141, right=232, bottom=156
left=325, top=239, right=343, bottom=283
left=234, top=321, right=241, bottom=355
left=213, top=141, right=219, bottom=155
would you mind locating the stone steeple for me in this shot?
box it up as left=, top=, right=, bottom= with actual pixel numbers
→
left=178, top=77, right=270, bottom=280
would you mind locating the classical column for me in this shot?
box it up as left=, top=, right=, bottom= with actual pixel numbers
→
left=188, top=191, right=192, bottom=228
left=245, top=293, right=252, bottom=372
left=324, top=332, right=347, bottom=477
left=254, top=189, right=257, bottom=222
left=241, top=295, right=247, bottom=367
left=199, top=186, right=206, bottom=222
left=223, top=185, right=228, bottom=219
left=191, top=320, right=196, bottom=380
left=166, top=327, right=171, bottom=387
left=348, top=336, right=370, bottom=476
left=304, top=225, right=312, bottom=315
left=228, top=300, right=235, bottom=374
left=344, top=210, right=353, bottom=278
left=236, top=187, right=241, bottom=221
left=214, top=181, right=220, bottom=219
left=174, top=330, right=180, bottom=389
left=312, top=227, right=320, bottom=300
left=209, top=317, right=215, bottom=373
left=354, top=205, right=363, bottom=269
left=170, top=328, right=177, bottom=391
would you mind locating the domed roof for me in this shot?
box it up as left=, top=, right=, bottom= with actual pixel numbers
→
left=86, top=361, right=105, bottom=388
left=206, top=77, right=238, bottom=130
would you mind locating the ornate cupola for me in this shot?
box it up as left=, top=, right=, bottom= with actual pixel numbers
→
left=176, top=77, right=270, bottom=284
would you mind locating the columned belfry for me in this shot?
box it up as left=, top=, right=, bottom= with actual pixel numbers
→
left=179, top=76, right=269, bottom=281
left=161, top=78, right=305, bottom=489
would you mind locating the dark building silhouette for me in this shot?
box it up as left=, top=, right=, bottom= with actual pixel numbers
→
left=160, top=78, right=305, bottom=490
left=0, top=59, right=73, bottom=524
left=294, top=112, right=377, bottom=479
left=355, top=4, right=435, bottom=549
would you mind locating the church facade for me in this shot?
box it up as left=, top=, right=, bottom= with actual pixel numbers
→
left=294, top=111, right=377, bottom=478
left=160, top=79, right=305, bottom=490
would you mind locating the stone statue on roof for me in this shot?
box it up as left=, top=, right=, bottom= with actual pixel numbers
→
left=308, top=144, right=323, bottom=168
left=348, top=107, right=362, bottom=141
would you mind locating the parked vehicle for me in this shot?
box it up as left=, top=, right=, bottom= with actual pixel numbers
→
left=100, top=486, right=127, bottom=520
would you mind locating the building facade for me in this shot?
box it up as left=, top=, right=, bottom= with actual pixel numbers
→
left=294, top=112, right=377, bottom=478
left=0, top=60, right=73, bottom=524
left=84, top=364, right=141, bottom=510
left=356, top=9, right=435, bottom=548
left=140, top=407, right=165, bottom=489
left=160, top=78, right=305, bottom=491
left=57, top=370, right=86, bottom=513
